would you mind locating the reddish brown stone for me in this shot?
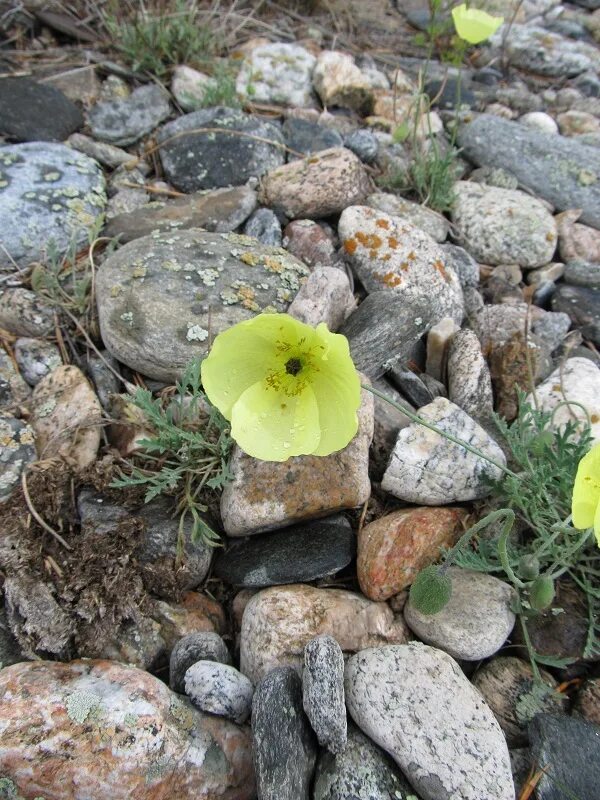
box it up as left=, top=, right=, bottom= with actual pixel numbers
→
left=357, top=506, right=468, bottom=601
left=283, top=219, right=337, bottom=267
left=151, top=591, right=227, bottom=651
left=0, top=659, right=255, bottom=799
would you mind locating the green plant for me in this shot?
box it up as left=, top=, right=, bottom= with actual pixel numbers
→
left=409, top=393, right=600, bottom=677
left=191, top=61, right=240, bottom=109
left=103, top=1, right=222, bottom=77
left=111, top=359, right=233, bottom=548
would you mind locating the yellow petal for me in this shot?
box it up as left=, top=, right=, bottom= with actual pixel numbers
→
left=451, top=3, right=503, bottom=44
left=230, top=380, right=321, bottom=461
left=572, top=442, right=600, bottom=530
left=310, top=324, right=361, bottom=457
left=595, top=500, right=600, bottom=547
left=201, top=314, right=299, bottom=420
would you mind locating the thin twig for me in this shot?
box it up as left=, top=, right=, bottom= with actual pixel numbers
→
left=21, top=470, right=73, bottom=551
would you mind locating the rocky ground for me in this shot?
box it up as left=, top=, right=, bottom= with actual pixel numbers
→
left=1, top=1, right=600, bottom=799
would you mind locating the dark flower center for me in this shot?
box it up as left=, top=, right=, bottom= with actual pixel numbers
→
left=285, top=357, right=302, bottom=376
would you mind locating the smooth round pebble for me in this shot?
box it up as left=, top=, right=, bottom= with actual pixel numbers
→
left=170, top=632, right=231, bottom=693
left=184, top=661, right=253, bottom=724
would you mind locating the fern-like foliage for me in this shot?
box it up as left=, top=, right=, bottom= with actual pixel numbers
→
left=112, top=359, right=232, bottom=548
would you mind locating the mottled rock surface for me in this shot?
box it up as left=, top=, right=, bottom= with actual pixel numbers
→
left=236, top=43, right=316, bottom=107
left=447, top=328, right=494, bottom=420
left=87, top=84, right=170, bottom=146
left=366, top=192, right=449, bottom=242
left=313, top=50, right=374, bottom=114
left=170, top=632, right=232, bottom=693
left=184, top=661, right=254, bottom=724
left=240, top=584, right=408, bottom=683
left=345, top=644, right=514, bottom=800
left=288, top=266, right=354, bottom=331
left=0, top=659, right=255, bottom=799
left=0, top=416, right=36, bottom=502
left=302, top=635, right=347, bottom=754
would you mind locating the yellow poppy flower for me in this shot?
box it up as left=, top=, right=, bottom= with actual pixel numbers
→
left=571, top=442, right=600, bottom=545
left=451, top=3, right=503, bottom=44
left=201, top=313, right=361, bottom=462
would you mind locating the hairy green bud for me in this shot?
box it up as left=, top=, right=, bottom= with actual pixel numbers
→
left=529, top=576, right=555, bottom=611
left=518, top=555, right=540, bottom=581
left=409, top=565, right=452, bottom=615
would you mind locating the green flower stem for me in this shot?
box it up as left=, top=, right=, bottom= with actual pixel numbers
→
left=518, top=613, right=542, bottom=683
left=440, top=508, right=516, bottom=575
left=362, top=383, right=518, bottom=478
left=496, top=509, right=526, bottom=588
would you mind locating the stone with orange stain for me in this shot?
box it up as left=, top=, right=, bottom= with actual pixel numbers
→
left=0, top=659, right=255, bottom=800
left=357, top=506, right=469, bottom=601
left=220, top=387, right=373, bottom=536
left=339, top=205, right=464, bottom=324
left=151, top=591, right=227, bottom=652
left=239, top=584, right=409, bottom=682
left=366, top=192, right=449, bottom=242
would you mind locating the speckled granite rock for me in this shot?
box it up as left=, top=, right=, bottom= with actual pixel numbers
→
left=184, top=661, right=254, bottom=724
left=345, top=644, right=514, bottom=800
left=366, top=192, right=449, bottom=242
left=240, top=584, right=408, bottom=683
left=169, top=632, right=231, bottom=694
left=404, top=567, right=516, bottom=660
left=0, top=416, right=36, bottom=502
left=252, top=667, right=317, bottom=800
left=0, top=659, right=255, bottom=799
left=381, top=397, right=506, bottom=504
left=287, top=266, right=355, bottom=330
left=220, top=387, right=373, bottom=536
left=451, top=181, right=557, bottom=267
left=527, top=357, right=600, bottom=443
left=338, top=205, right=464, bottom=324
left=0, top=142, right=106, bottom=269
left=357, top=506, right=468, bottom=601
left=447, top=328, right=494, bottom=420
left=96, top=229, right=309, bottom=382
left=0, top=349, right=30, bottom=409
left=258, top=147, right=371, bottom=219
left=236, top=42, right=316, bottom=107
left=0, top=288, right=54, bottom=337
left=302, top=635, right=347, bottom=754
left=489, top=24, right=600, bottom=77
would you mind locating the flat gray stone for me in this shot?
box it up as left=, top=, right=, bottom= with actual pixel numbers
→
left=157, top=107, right=285, bottom=192
left=95, top=229, right=309, bottom=381
left=0, top=416, right=36, bottom=503
left=184, top=661, right=254, bottom=724
left=0, top=142, right=106, bottom=269
left=381, top=397, right=506, bottom=504
left=404, top=566, right=516, bottom=660
left=344, top=644, right=514, bottom=800
left=104, top=186, right=257, bottom=243
left=243, top=208, right=282, bottom=247
left=0, top=77, right=83, bottom=142
left=252, top=667, right=317, bottom=800
left=0, top=289, right=53, bottom=338
left=458, top=115, right=600, bottom=229
left=302, top=635, right=346, bottom=754
left=14, top=338, right=62, bottom=386
left=551, top=283, right=600, bottom=345
left=564, top=260, right=600, bottom=290
left=313, top=721, right=416, bottom=800
left=170, top=632, right=231, bottom=693
left=87, top=84, right=170, bottom=146
left=489, top=25, right=600, bottom=77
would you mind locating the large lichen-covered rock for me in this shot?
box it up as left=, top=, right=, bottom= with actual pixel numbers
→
left=0, top=142, right=106, bottom=269
left=258, top=147, right=372, bottom=219
left=95, top=229, right=310, bottom=382
left=157, top=107, right=285, bottom=192
left=0, top=659, right=255, bottom=800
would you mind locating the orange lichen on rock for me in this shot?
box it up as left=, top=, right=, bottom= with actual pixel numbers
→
left=378, top=271, right=402, bottom=288
left=343, top=238, right=358, bottom=255
left=432, top=258, right=451, bottom=282
left=387, top=236, right=399, bottom=249
left=355, top=231, right=383, bottom=250
left=376, top=218, right=390, bottom=229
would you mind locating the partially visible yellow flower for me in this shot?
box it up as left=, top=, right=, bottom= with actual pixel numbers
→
left=572, top=442, right=600, bottom=545
left=451, top=3, right=503, bottom=44
left=201, top=313, right=361, bottom=462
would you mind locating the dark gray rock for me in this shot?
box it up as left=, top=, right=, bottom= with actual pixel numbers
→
left=531, top=312, right=572, bottom=353
left=212, top=516, right=354, bottom=587
left=313, top=721, right=417, bottom=800
left=574, top=72, right=600, bottom=98
left=77, top=490, right=212, bottom=594
left=573, top=0, right=600, bottom=7
left=551, top=284, right=600, bottom=345
left=344, top=129, right=379, bottom=164
left=0, top=605, right=28, bottom=668
left=243, top=207, right=282, bottom=247
left=157, top=107, right=285, bottom=192
left=95, top=229, right=309, bottom=382
left=0, top=349, right=30, bottom=410
left=184, top=661, right=254, bottom=723
left=14, top=338, right=62, bottom=386
left=529, top=714, right=600, bottom=800
left=564, top=260, right=600, bottom=290
left=0, top=289, right=53, bottom=337
left=252, top=667, right=317, bottom=800
left=104, top=186, right=257, bottom=243
left=340, top=292, right=432, bottom=379
left=0, top=142, right=106, bottom=269
left=472, top=67, right=503, bottom=86
left=493, top=25, right=599, bottom=77
left=302, top=635, right=346, bottom=754
left=388, top=367, right=436, bottom=409
left=87, top=84, right=170, bottom=147
left=283, top=118, right=343, bottom=159
left=426, top=78, right=477, bottom=110
left=0, top=77, right=83, bottom=142
left=169, top=631, right=231, bottom=693
left=458, top=115, right=600, bottom=229
left=84, top=350, right=120, bottom=409
left=0, top=416, right=36, bottom=503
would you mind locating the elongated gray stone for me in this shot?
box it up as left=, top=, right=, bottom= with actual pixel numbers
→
left=302, top=635, right=346, bottom=754
left=458, top=115, right=600, bottom=229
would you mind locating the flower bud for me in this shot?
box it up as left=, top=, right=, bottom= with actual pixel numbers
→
left=529, top=576, right=555, bottom=611
left=518, top=555, right=540, bottom=581
left=409, top=565, right=452, bottom=615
